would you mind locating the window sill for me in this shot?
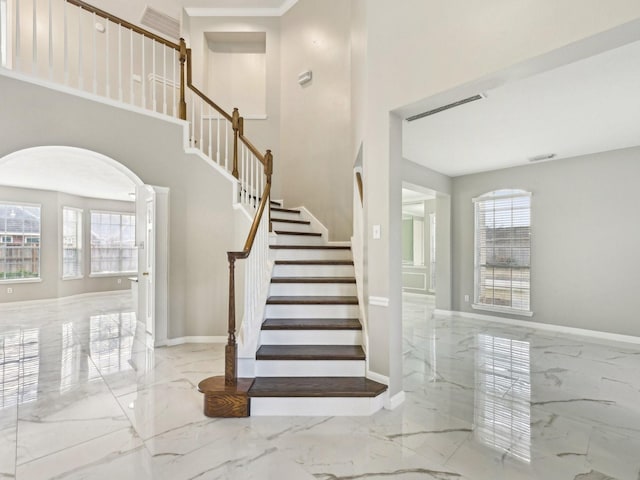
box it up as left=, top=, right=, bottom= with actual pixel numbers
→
left=472, top=303, right=533, bottom=317
left=89, top=272, right=136, bottom=278
left=0, top=278, right=42, bottom=285
left=62, top=276, right=84, bottom=281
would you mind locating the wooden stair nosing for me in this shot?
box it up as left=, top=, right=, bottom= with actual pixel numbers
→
left=271, top=277, right=356, bottom=284
left=266, top=295, right=358, bottom=305
left=256, top=344, right=365, bottom=361
left=271, top=207, right=300, bottom=214
left=248, top=377, right=387, bottom=398
left=274, top=260, right=354, bottom=266
left=270, top=245, right=351, bottom=250
left=274, top=230, right=322, bottom=237
left=271, top=218, right=311, bottom=225
left=262, top=318, right=362, bottom=330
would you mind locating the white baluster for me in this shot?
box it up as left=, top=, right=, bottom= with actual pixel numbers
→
left=251, top=154, right=255, bottom=208
left=191, top=95, right=195, bottom=148
left=48, top=0, right=53, bottom=80
left=141, top=35, right=146, bottom=108
left=152, top=39, right=156, bottom=111
left=162, top=44, right=167, bottom=114
left=216, top=112, right=221, bottom=165
left=129, top=29, right=134, bottom=104
left=105, top=20, right=110, bottom=97
left=63, top=0, right=67, bottom=83
left=15, top=0, right=20, bottom=71
left=172, top=48, right=176, bottom=116
left=118, top=24, right=122, bottom=102
left=199, top=101, right=204, bottom=152
left=92, top=12, right=96, bottom=93
left=78, top=8, right=83, bottom=89
left=208, top=106, right=212, bottom=159
left=225, top=121, right=229, bottom=171
left=32, top=0, right=36, bottom=74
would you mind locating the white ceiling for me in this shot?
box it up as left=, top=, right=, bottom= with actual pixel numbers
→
left=0, top=147, right=138, bottom=202
left=403, top=40, right=640, bottom=177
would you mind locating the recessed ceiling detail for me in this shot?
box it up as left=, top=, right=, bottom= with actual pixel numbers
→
left=185, top=0, right=298, bottom=17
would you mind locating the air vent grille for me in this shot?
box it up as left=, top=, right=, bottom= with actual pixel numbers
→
left=406, top=94, right=484, bottom=122
left=141, top=6, right=180, bottom=40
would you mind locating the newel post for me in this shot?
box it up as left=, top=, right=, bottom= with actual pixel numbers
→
left=178, top=38, right=187, bottom=120
left=265, top=150, right=273, bottom=231
left=232, top=108, right=241, bottom=179
left=225, top=254, right=238, bottom=386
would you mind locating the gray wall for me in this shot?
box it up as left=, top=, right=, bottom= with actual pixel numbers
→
left=0, top=185, right=134, bottom=303
left=0, top=74, right=238, bottom=339
left=452, top=146, right=640, bottom=337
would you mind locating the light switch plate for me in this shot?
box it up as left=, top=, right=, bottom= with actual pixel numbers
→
left=373, top=224, right=381, bottom=239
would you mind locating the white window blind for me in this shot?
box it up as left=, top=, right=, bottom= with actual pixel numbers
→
left=90, top=211, right=136, bottom=274
left=0, top=203, right=41, bottom=281
left=62, top=207, right=83, bottom=279
left=474, top=190, right=531, bottom=313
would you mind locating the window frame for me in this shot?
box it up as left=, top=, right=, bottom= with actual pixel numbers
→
left=0, top=201, right=42, bottom=283
left=61, top=206, right=83, bottom=280
left=472, top=190, right=533, bottom=317
left=89, top=210, right=137, bottom=276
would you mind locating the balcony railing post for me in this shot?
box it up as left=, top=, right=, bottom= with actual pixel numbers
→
left=225, top=254, right=238, bottom=386
left=179, top=38, right=187, bottom=120
left=232, top=108, right=240, bottom=179
left=265, top=150, right=273, bottom=231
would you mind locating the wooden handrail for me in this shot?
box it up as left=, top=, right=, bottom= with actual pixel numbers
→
left=66, top=0, right=180, bottom=50
left=238, top=135, right=267, bottom=166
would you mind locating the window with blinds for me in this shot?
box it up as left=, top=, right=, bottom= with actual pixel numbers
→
left=474, top=190, right=531, bottom=314
left=62, top=207, right=83, bottom=279
left=0, top=203, right=41, bottom=281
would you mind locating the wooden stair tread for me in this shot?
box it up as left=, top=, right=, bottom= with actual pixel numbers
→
left=262, top=318, right=362, bottom=330
left=248, top=377, right=386, bottom=398
left=271, top=207, right=300, bottom=214
left=256, top=345, right=365, bottom=360
left=267, top=296, right=358, bottom=305
left=270, top=245, right=350, bottom=250
left=274, top=230, right=322, bottom=236
left=274, top=260, right=354, bottom=265
left=271, top=277, right=356, bottom=284
left=271, top=218, right=310, bottom=225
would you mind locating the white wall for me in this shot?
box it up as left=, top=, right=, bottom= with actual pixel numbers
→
left=355, top=0, right=640, bottom=396
left=0, top=72, right=238, bottom=339
left=279, top=0, right=352, bottom=240
left=452, top=146, right=640, bottom=337
left=0, top=185, right=134, bottom=302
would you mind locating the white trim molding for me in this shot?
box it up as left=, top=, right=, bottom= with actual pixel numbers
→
left=472, top=303, right=533, bottom=317
left=162, top=336, right=227, bottom=347
left=384, top=391, right=406, bottom=410
left=185, top=0, right=298, bottom=17
left=366, top=370, right=389, bottom=386
left=369, top=296, right=389, bottom=307
left=435, top=309, right=640, bottom=345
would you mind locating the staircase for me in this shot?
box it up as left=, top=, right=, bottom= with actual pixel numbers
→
left=242, top=202, right=387, bottom=416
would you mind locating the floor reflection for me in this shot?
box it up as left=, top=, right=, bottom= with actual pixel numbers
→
left=88, top=312, right=137, bottom=378
left=0, top=328, right=39, bottom=409
left=474, top=333, right=531, bottom=463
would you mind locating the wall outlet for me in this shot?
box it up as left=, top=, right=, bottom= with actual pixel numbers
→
left=117, top=278, right=122, bottom=284
left=7, top=287, right=13, bottom=294
left=464, top=294, right=469, bottom=302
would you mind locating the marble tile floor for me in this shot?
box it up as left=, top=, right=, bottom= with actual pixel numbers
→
left=1, top=292, right=639, bottom=479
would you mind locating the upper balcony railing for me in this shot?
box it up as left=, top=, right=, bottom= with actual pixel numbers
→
left=0, top=0, right=273, bottom=386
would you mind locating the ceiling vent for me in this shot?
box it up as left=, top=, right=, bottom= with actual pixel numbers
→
left=406, top=94, right=485, bottom=122
left=141, top=6, right=180, bottom=40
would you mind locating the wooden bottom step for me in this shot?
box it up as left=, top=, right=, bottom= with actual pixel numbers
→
left=249, top=377, right=387, bottom=398
left=256, top=344, right=365, bottom=360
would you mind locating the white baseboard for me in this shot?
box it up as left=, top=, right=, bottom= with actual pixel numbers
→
left=163, top=336, right=227, bottom=347
left=435, top=309, right=640, bottom=345
left=366, top=370, right=389, bottom=386
left=384, top=390, right=406, bottom=410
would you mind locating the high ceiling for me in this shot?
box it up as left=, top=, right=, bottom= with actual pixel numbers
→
left=403, top=39, right=640, bottom=177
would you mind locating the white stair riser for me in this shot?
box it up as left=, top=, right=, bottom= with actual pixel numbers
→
left=269, top=283, right=357, bottom=297
left=265, top=304, right=359, bottom=319
left=251, top=395, right=386, bottom=416
left=260, top=330, right=362, bottom=345
left=270, top=221, right=313, bottom=233
left=273, top=234, right=325, bottom=245
left=255, top=359, right=365, bottom=377
left=272, top=249, right=352, bottom=261
left=270, top=210, right=304, bottom=221
left=273, top=264, right=355, bottom=277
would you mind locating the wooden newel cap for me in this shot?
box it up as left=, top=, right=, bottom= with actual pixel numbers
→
left=179, top=38, right=187, bottom=59
left=265, top=150, right=273, bottom=176
left=232, top=108, right=240, bottom=130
